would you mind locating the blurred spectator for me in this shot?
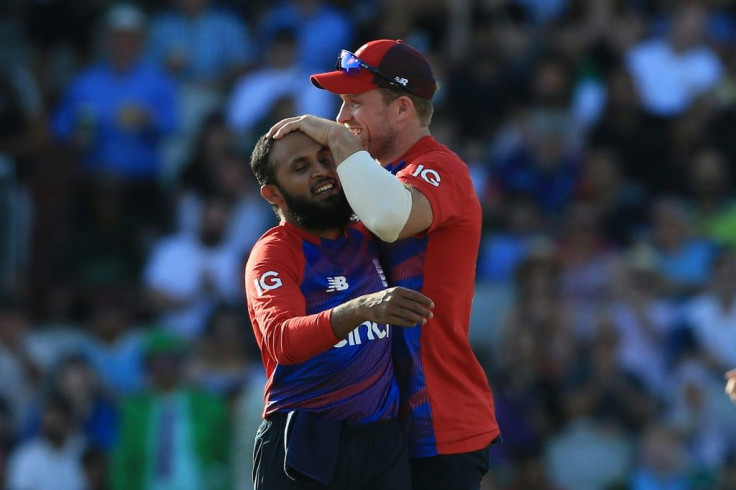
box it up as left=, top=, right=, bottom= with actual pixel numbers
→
left=52, top=3, right=178, bottom=181
left=0, top=399, right=15, bottom=490
left=630, top=424, right=691, bottom=490
left=8, top=1, right=736, bottom=488
left=626, top=3, right=724, bottom=117
left=510, top=0, right=567, bottom=26
left=80, top=290, right=145, bottom=396
left=609, top=245, right=678, bottom=399
left=81, top=446, right=109, bottom=490
left=444, top=31, right=510, bottom=139
left=230, top=367, right=267, bottom=490
left=147, top=0, right=254, bottom=177
left=259, top=0, right=353, bottom=72
left=492, top=248, right=573, bottom=463
left=187, top=307, right=267, bottom=490
left=0, top=155, right=32, bottom=298
left=226, top=28, right=335, bottom=140
left=477, top=197, right=544, bottom=283
left=649, top=197, right=716, bottom=297
left=175, top=112, right=271, bottom=258
left=558, top=200, right=619, bottom=340
left=148, top=0, right=255, bottom=88
left=502, top=246, right=577, bottom=379
left=563, top=320, right=654, bottom=432
left=544, top=415, right=632, bottom=490
left=181, top=150, right=272, bottom=258
left=686, top=147, right=736, bottom=248
left=577, top=146, right=648, bottom=247
left=112, top=330, right=230, bottom=490
left=666, top=359, right=736, bottom=473
left=491, top=113, right=581, bottom=215
left=23, top=356, right=118, bottom=452
left=6, top=392, right=86, bottom=490
left=62, top=176, right=156, bottom=295
left=589, top=66, right=674, bottom=195
left=176, top=112, right=234, bottom=186
left=21, top=0, right=106, bottom=99
left=683, top=250, right=736, bottom=374
left=0, top=297, right=42, bottom=432
left=143, top=194, right=242, bottom=340
left=0, top=63, right=45, bottom=164
left=187, top=305, right=256, bottom=398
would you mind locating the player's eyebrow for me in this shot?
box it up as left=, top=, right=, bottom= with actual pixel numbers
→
left=287, top=155, right=310, bottom=166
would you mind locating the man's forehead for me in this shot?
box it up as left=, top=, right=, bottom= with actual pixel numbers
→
left=340, top=89, right=381, bottom=102
left=270, top=132, right=327, bottom=166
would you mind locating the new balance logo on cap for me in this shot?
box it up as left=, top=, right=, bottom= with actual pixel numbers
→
left=326, top=276, right=349, bottom=292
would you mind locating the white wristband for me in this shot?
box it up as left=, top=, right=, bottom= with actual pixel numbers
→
left=337, top=151, right=412, bottom=242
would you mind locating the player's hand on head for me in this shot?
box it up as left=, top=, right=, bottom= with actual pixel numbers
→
left=268, top=114, right=337, bottom=142
left=364, top=286, right=434, bottom=327
left=267, top=115, right=362, bottom=160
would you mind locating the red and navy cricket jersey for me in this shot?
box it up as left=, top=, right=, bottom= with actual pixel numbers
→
left=244, top=221, right=399, bottom=424
left=382, top=136, right=500, bottom=457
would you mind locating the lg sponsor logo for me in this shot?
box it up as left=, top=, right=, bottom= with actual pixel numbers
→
left=254, top=271, right=282, bottom=296
left=334, top=321, right=390, bottom=348
left=411, top=164, right=441, bottom=187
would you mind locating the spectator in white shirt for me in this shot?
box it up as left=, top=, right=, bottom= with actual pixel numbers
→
left=609, top=245, right=677, bottom=398
left=684, top=250, right=736, bottom=373
left=226, top=28, right=335, bottom=138
left=144, top=194, right=242, bottom=340
left=6, top=392, right=86, bottom=490
left=626, top=4, right=723, bottom=117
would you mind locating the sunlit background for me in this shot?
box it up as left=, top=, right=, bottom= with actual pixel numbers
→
left=1, top=0, right=736, bottom=488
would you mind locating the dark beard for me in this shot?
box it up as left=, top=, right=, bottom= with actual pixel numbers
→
left=279, top=186, right=355, bottom=231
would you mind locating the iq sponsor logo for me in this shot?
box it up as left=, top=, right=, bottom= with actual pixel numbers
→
left=254, top=271, right=282, bottom=296
left=411, top=164, right=441, bottom=187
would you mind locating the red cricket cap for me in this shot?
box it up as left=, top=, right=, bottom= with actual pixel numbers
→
left=311, top=39, right=437, bottom=100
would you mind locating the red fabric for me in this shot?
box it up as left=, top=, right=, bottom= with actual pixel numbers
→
left=396, top=136, right=500, bottom=454
left=244, top=223, right=339, bottom=374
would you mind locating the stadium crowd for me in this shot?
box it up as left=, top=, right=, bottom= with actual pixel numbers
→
left=1, top=0, right=736, bottom=488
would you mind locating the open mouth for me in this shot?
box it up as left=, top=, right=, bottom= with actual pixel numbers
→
left=313, top=180, right=338, bottom=196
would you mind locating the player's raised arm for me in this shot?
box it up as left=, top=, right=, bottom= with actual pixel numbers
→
left=268, top=114, right=433, bottom=242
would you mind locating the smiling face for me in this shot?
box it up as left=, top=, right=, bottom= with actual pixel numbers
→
left=337, top=89, right=401, bottom=163
left=263, top=131, right=354, bottom=233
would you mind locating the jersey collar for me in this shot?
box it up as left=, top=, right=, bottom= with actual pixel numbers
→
left=280, top=221, right=352, bottom=248
left=385, top=135, right=438, bottom=174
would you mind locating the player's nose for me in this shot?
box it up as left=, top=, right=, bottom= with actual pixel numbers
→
left=336, top=102, right=352, bottom=124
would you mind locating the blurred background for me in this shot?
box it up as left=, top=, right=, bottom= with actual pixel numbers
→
left=1, top=0, right=736, bottom=488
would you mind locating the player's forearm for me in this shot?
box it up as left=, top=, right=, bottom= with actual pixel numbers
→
left=263, top=310, right=338, bottom=365
left=330, top=297, right=374, bottom=339
left=328, top=132, right=365, bottom=163
left=337, top=151, right=412, bottom=242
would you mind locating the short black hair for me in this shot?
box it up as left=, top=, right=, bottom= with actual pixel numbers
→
left=250, top=134, right=276, bottom=186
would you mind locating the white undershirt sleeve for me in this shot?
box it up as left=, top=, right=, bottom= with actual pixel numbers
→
left=336, top=151, right=412, bottom=242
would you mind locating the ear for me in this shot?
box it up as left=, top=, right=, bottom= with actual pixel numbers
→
left=260, top=184, right=283, bottom=207
left=394, top=95, right=414, bottom=122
